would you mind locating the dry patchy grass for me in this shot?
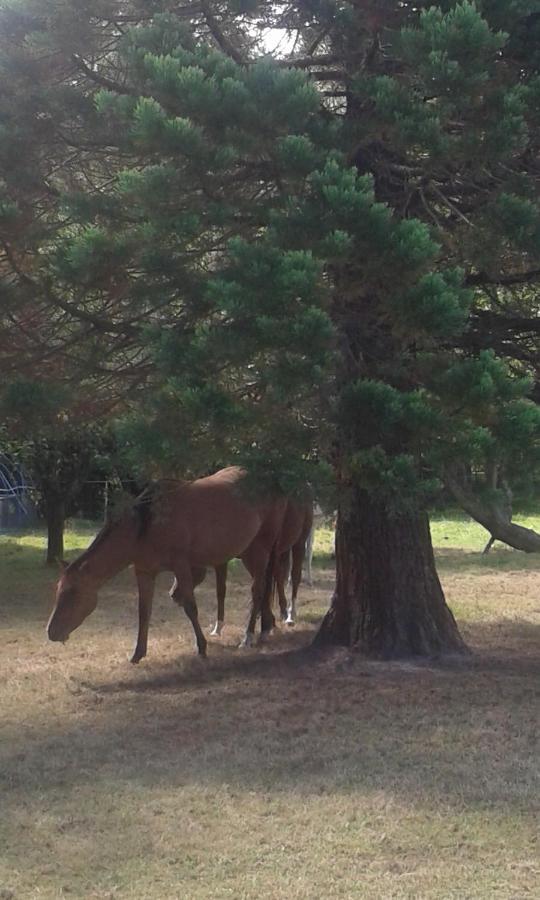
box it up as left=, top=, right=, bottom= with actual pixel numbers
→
left=0, top=521, right=539, bottom=899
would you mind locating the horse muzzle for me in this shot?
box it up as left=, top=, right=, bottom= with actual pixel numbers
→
left=47, top=622, right=70, bottom=643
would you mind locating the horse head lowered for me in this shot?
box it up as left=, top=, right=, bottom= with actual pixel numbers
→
left=47, top=561, right=99, bottom=642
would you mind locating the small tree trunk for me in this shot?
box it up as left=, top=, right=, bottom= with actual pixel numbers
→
left=315, top=489, right=467, bottom=657
left=45, top=497, right=65, bottom=564
left=446, top=474, right=540, bottom=554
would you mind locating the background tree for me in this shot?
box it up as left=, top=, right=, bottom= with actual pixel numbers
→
left=0, top=0, right=161, bottom=410
left=0, top=378, right=122, bottom=562
left=1, top=1, right=539, bottom=653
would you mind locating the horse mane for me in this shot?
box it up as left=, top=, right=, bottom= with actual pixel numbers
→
left=132, top=484, right=156, bottom=539
left=67, top=479, right=186, bottom=571
left=133, top=478, right=186, bottom=538
left=67, top=519, right=117, bottom=571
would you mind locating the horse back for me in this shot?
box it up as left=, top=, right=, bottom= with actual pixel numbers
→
left=140, top=470, right=284, bottom=568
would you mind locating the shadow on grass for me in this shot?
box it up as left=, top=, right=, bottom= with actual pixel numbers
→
left=80, top=632, right=320, bottom=696
left=461, top=617, right=540, bottom=669
left=436, top=547, right=540, bottom=574
left=4, top=521, right=538, bottom=829
left=77, top=613, right=540, bottom=698
left=2, top=612, right=538, bottom=826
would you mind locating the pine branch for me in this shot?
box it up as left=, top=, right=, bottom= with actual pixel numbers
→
left=71, top=54, right=134, bottom=97
left=305, top=28, right=331, bottom=57
left=199, top=1, right=244, bottom=65
left=100, top=8, right=197, bottom=25
left=471, top=309, right=540, bottom=335
left=46, top=291, right=140, bottom=337
left=429, top=183, right=475, bottom=228
left=276, top=53, right=341, bottom=69
left=1, top=242, right=141, bottom=338
left=309, top=69, right=347, bottom=81
left=466, top=269, right=540, bottom=287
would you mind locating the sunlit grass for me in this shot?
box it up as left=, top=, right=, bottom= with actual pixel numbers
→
left=312, top=511, right=540, bottom=568
left=431, top=509, right=540, bottom=552
left=0, top=519, right=99, bottom=555
left=3, top=508, right=539, bottom=564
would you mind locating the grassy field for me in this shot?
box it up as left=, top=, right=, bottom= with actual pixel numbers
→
left=0, top=516, right=539, bottom=899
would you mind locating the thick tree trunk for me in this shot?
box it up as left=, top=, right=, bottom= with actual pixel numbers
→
left=315, top=488, right=467, bottom=657
left=446, top=475, right=540, bottom=554
left=45, top=497, right=65, bottom=564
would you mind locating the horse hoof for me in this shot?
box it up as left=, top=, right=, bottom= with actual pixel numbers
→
left=210, top=622, right=223, bottom=637
left=130, top=651, right=145, bottom=664
left=286, top=617, right=295, bottom=627
left=238, top=634, right=254, bottom=649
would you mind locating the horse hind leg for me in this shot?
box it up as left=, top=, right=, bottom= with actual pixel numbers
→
left=210, top=563, right=227, bottom=636
left=131, top=570, right=156, bottom=664
left=239, top=571, right=261, bottom=649
left=287, top=539, right=306, bottom=625
left=304, top=524, right=315, bottom=586
left=170, top=563, right=207, bottom=657
left=276, top=551, right=290, bottom=622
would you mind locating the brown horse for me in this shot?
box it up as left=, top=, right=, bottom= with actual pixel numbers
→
left=209, top=500, right=313, bottom=638
left=47, top=467, right=286, bottom=662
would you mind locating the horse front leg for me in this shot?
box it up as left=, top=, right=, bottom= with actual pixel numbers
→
left=287, top=539, right=305, bottom=625
left=131, top=570, right=156, bottom=664
left=210, top=563, right=227, bottom=636
left=170, top=562, right=207, bottom=657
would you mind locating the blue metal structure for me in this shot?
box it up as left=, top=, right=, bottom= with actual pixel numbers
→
left=0, top=454, right=36, bottom=530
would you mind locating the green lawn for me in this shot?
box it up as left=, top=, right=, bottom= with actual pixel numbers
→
left=3, top=507, right=540, bottom=561
left=431, top=509, right=540, bottom=551
left=0, top=515, right=538, bottom=899
left=313, top=509, right=540, bottom=560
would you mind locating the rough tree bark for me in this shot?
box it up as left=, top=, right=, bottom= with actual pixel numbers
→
left=315, top=487, right=467, bottom=657
left=44, top=495, right=65, bottom=564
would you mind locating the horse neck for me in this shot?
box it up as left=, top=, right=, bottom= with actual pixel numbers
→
left=75, top=518, right=137, bottom=584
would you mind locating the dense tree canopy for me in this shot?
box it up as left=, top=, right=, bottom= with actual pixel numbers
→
left=1, top=1, right=539, bottom=651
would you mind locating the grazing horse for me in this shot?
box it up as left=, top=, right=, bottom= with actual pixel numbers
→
left=209, top=499, right=313, bottom=637
left=47, top=467, right=287, bottom=662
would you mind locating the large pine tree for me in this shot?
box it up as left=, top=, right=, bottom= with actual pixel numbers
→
left=1, top=1, right=539, bottom=654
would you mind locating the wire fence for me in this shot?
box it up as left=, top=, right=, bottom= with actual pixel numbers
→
left=0, top=452, right=124, bottom=530
left=0, top=458, right=36, bottom=528
left=0, top=472, right=143, bottom=532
